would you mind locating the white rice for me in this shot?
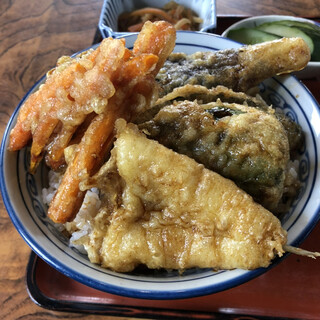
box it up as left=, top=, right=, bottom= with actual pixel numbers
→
left=283, top=160, right=300, bottom=196
left=42, top=170, right=101, bottom=253
left=42, top=170, right=63, bottom=206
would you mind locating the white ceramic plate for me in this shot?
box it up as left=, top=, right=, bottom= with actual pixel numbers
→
left=1, top=32, right=320, bottom=299
left=221, top=15, right=320, bottom=79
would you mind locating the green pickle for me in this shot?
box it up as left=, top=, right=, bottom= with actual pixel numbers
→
left=226, top=19, right=320, bottom=61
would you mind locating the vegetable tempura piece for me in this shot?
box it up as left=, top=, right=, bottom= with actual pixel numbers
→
left=156, top=37, right=310, bottom=96
left=8, top=20, right=176, bottom=174
left=9, top=38, right=128, bottom=171
left=47, top=21, right=176, bottom=223
left=80, top=119, right=287, bottom=272
left=139, top=99, right=290, bottom=212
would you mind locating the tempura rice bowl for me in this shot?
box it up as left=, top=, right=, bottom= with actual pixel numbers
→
left=1, top=32, right=320, bottom=299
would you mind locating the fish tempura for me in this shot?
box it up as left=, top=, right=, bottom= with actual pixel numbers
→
left=79, top=119, right=287, bottom=272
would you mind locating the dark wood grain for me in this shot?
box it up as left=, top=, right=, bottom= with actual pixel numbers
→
left=0, top=0, right=101, bottom=137
left=0, top=1, right=320, bottom=319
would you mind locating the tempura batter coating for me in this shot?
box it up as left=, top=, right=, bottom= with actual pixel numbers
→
left=7, top=21, right=176, bottom=224
left=139, top=99, right=290, bottom=212
left=156, top=37, right=310, bottom=96
left=80, top=120, right=287, bottom=272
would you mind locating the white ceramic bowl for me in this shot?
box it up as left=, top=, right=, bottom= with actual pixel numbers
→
left=1, top=32, right=320, bottom=299
left=98, top=0, right=216, bottom=37
left=222, top=15, right=320, bottom=79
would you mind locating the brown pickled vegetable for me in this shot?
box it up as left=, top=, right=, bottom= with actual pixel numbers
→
left=118, top=1, right=203, bottom=32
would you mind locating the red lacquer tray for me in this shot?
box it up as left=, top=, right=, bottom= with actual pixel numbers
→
left=26, top=222, right=320, bottom=319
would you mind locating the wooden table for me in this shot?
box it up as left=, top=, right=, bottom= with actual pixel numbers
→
left=1, top=1, right=320, bottom=319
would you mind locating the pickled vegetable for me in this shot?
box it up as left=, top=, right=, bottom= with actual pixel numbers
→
left=226, top=19, right=320, bottom=61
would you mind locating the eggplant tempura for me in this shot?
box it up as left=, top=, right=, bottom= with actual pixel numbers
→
left=156, top=37, right=310, bottom=95
left=9, top=22, right=319, bottom=272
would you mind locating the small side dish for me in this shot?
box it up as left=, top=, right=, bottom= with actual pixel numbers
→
left=222, top=16, right=320, bottom=79
left=118, top=1, right=203, bottom=32
left=98, top=0, right=216, bottom=37
left=226, top=19, right=320, bottom=62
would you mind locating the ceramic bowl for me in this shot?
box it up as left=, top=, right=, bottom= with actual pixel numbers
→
left=98, top=0, right=216, bottom=38
left=1, top=32, right=320, bottom=299
left=221, top=15, right=320, bottom=79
